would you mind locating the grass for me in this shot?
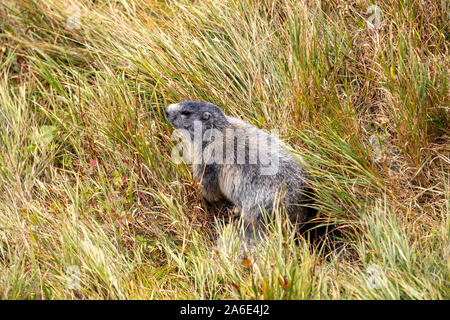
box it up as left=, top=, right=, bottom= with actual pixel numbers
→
left=0, top=0, right=448, bottom=299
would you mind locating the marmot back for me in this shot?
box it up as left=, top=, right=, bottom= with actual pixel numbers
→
left=165, top=100, right=314, bottom=243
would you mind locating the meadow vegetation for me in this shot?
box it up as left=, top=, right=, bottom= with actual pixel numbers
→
left=0, top=0, right=448, bottom=299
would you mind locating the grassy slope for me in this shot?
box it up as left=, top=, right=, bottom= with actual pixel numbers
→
left=0, top=0, right=448, bottom=299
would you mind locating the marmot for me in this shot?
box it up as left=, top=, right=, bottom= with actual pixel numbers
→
left=165, top=100, right=315, bottom=244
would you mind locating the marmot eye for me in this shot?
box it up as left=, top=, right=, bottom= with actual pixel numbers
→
left=202, top=112, right=211, bottom=121
left=180, top=111, right=191, bottom=116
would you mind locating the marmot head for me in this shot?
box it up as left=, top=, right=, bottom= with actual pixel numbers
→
left=165, top=100, right=229, bottom=134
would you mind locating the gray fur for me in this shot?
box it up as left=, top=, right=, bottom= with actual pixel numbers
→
left=165, top=100, right=314, bottom=243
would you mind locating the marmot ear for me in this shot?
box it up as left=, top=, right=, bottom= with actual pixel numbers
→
left=201, top=112, right=211, bottom=121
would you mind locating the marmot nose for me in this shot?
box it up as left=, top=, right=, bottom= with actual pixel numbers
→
left=165, top=107, right=173, bottom=119
left=165, top=103, right=180, bottom=122
left=166, top=103, right=180, bottom=114
left=165, top=105, right=176, bottom=123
